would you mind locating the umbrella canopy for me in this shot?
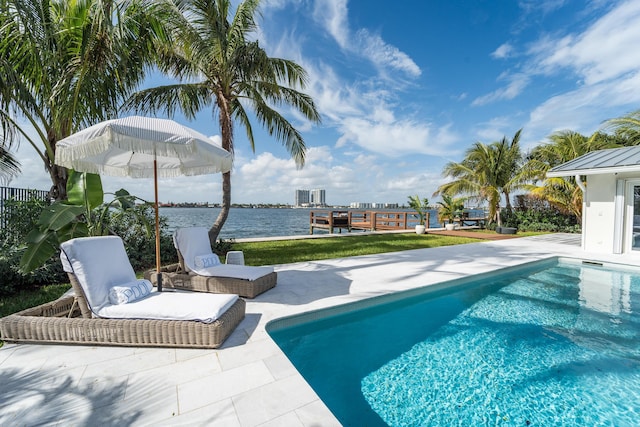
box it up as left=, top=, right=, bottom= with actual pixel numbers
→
left=55, top=116, right=233, bottom=291
left=55, top=116, right=232, bottom=177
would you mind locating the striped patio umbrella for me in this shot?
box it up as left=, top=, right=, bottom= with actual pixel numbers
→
left=55, top=116, right=233, bottom=291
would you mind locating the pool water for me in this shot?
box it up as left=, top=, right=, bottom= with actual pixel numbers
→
left=267, top=258, right=640, bottom=426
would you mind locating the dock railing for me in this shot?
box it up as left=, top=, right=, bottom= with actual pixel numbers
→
left=310, top=210, right=430, bottom=234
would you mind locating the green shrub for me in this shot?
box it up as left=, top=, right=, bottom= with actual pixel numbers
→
left=500, top=195, right=580, bottom=233
left=0, top=197, right=66, bottom=295
left=106, top=205, right=177, bottom=271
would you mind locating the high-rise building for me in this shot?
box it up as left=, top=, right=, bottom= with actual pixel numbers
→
left=295, top=189, right=310, bottom=207
left=311, top=189, right=326, bottom=206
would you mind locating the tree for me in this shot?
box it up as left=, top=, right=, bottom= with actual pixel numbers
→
left=434, top=130, right=525, bottom=227
left=604, top=109, right=640, bottom=145
left=436, top=194, right=464, bottom=225
left=0, top=146, right=20, bottom=184
left=524, top=130, right=618, bottom=222
left=407, top=195, right=429, bottom=225
left=0, top=0, right=170, bottom=199
left=127, top=0, right=321, bottom=245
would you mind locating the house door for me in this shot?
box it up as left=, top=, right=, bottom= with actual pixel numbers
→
left=625, top=180, right=640, bottom=252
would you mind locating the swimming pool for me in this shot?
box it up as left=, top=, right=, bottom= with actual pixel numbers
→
left=267, top=258, right=640, bottom=426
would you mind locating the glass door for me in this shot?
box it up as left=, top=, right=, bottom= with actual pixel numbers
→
left=626, top=181, right=640, bottom=252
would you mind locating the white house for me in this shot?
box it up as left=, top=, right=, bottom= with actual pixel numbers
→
left=547, top=146, right=640, bottom=255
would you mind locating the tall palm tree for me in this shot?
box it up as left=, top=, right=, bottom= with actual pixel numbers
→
left=434, top=130, right=524, bottom=227
left=0, top=146, right=20, bottom=184
left=0, top=0, right=170, bottom=199
left=127, top=0, right=321, bottom=244
left=524, top=130, right=618, bottom=221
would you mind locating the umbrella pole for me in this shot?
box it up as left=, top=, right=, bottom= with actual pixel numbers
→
left=154, top=158, right=163, bottom=292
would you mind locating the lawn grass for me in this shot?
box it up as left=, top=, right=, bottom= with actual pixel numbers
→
left=233, top=232, right=481, bottom=266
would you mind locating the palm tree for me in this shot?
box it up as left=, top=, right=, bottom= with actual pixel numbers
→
left=604, top=109, right=640, bottom=145
left=524, top=130, right=618, bottom=221
left=0, top=146, right=20, bottom=185
left=0, top=0, right=170, bottom=200
left=127, top=0, right=321, bottom=244
left=434, top=130, right=525, bottom=227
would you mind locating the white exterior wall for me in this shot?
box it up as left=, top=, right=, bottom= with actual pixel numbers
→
left=583, top=172, right=640, bottom=254
left=583, top=174, right=616, bottom=253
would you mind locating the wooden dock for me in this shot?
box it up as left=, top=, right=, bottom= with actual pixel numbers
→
left=310, top=210, right=488, bottom=234
left=310, top=210, right=431, bottom=234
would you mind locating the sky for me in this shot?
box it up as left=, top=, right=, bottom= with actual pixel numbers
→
left=9, top=0, right=640, bottom=206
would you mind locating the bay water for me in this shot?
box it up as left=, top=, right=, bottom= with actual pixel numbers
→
left=160, top=207, right=485, bottom=240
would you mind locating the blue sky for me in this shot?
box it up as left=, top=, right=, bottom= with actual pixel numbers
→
left=10, top=0, right=640, bottom=206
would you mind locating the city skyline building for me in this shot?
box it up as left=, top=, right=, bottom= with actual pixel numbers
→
left=295, top=188, right=326, bottom=207
left=311, top=189, right=326, bottom=207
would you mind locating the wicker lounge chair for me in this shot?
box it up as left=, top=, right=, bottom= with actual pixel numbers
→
left=0, top=236, right=245, bottom=348
left=144, top=227, right=277, bottom=298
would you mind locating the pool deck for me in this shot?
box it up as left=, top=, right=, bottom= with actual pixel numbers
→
left=1, top=233, right=637, bottom=426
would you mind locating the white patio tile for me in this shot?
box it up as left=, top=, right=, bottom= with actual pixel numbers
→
left=232, top=375, right=319, bottom=427
left=91, top=382, right=179, bottom=426
left=177, top=360, right=274, bottom=414
left=81, top=348, right=176, bottom=378
left=263, top=352, right=299, bottom=380
left=255, top=411, right=303, bottom=427
left=41, top=345, right=138, bottom=370
left=217, top=337, right=281, bottom=370
left=125, top=352, right=222, bottom=397
left=155, top=398, right=241, bottom=426
left=295, top=400, right=342, bottom=427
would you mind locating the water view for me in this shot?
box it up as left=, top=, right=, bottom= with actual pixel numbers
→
left=160, top=207, right=479, bottom=239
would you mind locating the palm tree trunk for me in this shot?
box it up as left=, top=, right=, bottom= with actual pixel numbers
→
left=208, top=92, right=234, bottom=246
left=208, top=170, right=230, bottom=245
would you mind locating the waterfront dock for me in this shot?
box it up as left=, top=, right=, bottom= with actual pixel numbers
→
left=310, top=209, right=487, bottom=234
left=310, top=210, right=429, bottom=234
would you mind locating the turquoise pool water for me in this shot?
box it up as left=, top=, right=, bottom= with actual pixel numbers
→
left=267, top=258, right=640, bottom=426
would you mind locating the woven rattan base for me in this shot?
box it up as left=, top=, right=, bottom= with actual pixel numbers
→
left=0, top=296, right=246, bottom=349
left=144, top=264, right=277, bottom=299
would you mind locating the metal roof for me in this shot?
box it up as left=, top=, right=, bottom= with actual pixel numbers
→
left=546, top=145, right=640, bottom=177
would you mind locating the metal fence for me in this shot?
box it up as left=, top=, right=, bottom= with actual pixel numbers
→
left=0, top=186, right=51, bottom=229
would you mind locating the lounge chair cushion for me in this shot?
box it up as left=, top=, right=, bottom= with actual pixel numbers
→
left=173, top=227, right=274, bottom=278
left=174, top=227, right=212, bottom=273
left=60, top=236, right=137, bottom=313
left=98, top=291, right=238, bottom=323
left=109, top=279, right=153, bottom=305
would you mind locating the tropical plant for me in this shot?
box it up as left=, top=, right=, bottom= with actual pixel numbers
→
left=407, top=195, right=429, bottom=225
left=0, top=0, right=171, bottom=200
left=19, top=171, right=153, bottom=272
left=436, top=194, right=464, bottom=225
left=0, top=146, right=20, bottom=184
left=523, top=130, right=618, bottom=221
left=126, top=0, right=321, bottom=245
left=604, top=109, right=640, bottom=145
left=434, top=129, right=525, bottom=226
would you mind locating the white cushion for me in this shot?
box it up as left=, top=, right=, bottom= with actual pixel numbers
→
left=173, top=227, right=212, bottom=273
left=109, top=279, right=153, bottom=305
left=195, top=254, right=220, bottom=269
left=60, top=236, right=137, bottom=313
left=98, top=291, right=238, bottom=323
left=194, top=264, right=274, bottom=281
left=174, top=227, right=274, bottom=280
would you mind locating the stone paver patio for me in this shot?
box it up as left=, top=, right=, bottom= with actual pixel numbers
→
left=1, top=233, right=633, bottom=426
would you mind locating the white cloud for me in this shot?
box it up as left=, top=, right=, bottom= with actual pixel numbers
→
left=472, top=74, right=530, bottom=106
left=526, top=70, right=640, bottom=142
left=312, top=0, right=420, bottom=78
left=356, top=29, right=421, bottom=78
left=491, top=43, right=514, bottom=59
